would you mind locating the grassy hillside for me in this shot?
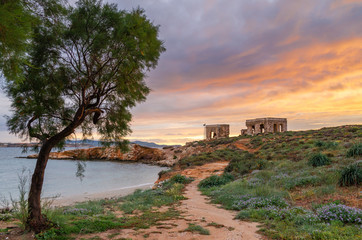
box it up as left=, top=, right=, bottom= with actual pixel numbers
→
left=1, top=125, right=360, bottom=239
left=195, top=125, right=361, bottom=239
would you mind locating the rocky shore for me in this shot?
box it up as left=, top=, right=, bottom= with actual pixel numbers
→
left=26, top=141, right=227, bottom=167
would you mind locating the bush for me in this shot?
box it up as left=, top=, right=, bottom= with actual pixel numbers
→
left=184, top=223, right=210, bottom=235
left=339, top=163, right=361, bottom=186
left=198, top=173, right=234, bottom=188
left=232, top=195, right=289, bottom=210
left=314, top=140, right=338, bottom=149
left=162, top=174, right=192, bottom=189
left=168, top=174, right=193, bottom=184
left=346, top=142, right=362, bottom=157
left=308, top=153, right=331, bottom=167
left=284, top=175, right=320, bottom=190
left=316, top=204, right=362, bottom=224
left=165, top=183, right=186, bottom=200
left=224, top=152, right=257, bottom=175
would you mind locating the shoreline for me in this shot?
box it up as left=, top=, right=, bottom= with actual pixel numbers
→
left=47, top=183, right=155, bottom=207
left=0, top=183, right=155, bottom=211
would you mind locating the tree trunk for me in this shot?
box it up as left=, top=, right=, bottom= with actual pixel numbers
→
left=27, top=140, right=53, bottom=233
left=26, top=107, right=85, bottom=232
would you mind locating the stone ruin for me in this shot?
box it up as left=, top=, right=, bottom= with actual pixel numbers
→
left=204, top=124, right=230, bottom=140
left=241, top=117, right=287, bottom=135
left=204, top=118, right=287, bottom=140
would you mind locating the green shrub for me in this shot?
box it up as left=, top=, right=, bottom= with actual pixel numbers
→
left=10, top=168, right=29, bottom=229
left=346, top=142, right=362, bottom=157
left=314, top=140, right=338, bottom=149
left=168, top=174, right=193, bottom=184
left=120, top=189, right=174, bottom=214
left=224, top=152, right=257, bottom=175
left=250, top=137, right=263, bottom=147
left=158, top=169, right=171, bottom=178
left=198, top=173, right=234, bottom=188
left=308, top=153, right=331, bottom=167
left=184, top=223, right=210, bottom=235
left=315, top=140, right=325, bottom=147
left=0, top=213, right=12, bottom=221
left=339, top=163, right=361, bottom=186
left=165, top=183, right=185, bottom=200
left=284, top=175, right=320, bottom=190
left=162, top=174, right=192, bottom=189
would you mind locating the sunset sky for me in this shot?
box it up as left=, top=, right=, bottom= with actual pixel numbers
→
left=0, top=0, right=361, bottom=145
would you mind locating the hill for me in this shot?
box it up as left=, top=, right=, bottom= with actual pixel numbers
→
left=1, top=125, right=361, bottom=240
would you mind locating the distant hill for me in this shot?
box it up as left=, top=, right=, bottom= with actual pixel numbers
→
left=65, top=139, right=180, bottom=149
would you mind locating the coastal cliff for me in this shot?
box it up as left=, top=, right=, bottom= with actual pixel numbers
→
left=26, top=140, right=228, bottom=167
left=27, top=144, right=169, bottom=166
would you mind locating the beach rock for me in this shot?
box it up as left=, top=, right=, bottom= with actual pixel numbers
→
left=27, top=139, right=234, bottom=167
left=27, top=144, right=168, bottom=166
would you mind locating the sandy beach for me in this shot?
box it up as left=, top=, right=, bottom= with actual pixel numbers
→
left=49, top=183, right=154, bottom=207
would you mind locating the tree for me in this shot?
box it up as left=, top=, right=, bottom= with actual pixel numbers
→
left=4, top=0, right=165, bottom=232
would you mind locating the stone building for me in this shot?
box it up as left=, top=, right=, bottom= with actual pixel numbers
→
left=241, top=118, right=287, bottom=135
left=205, top=124, right=230, bottom=140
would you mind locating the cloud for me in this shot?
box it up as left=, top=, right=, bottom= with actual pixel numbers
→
left=0, top=0, right=361, bottom=144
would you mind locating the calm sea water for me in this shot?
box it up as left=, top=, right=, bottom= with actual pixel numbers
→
left=0, top=147, right=167, bottom=202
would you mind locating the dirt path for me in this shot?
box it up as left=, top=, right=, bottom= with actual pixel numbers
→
left=232, top=139, right=260, bottom=153
left=79, top=162, right=262, bottom=240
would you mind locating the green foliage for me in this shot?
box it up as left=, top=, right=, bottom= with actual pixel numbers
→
left=179, top=148, right=244, bottom=169
left=120, top=175, right=191, bottom=214
left=0, top=0, right=33, bottom=80
left=10, top=168, right=29, bottom=229
left=119, top=189, right=173, bottom=214
left=33, top=176, right=186, bottom=239
left=284, top=175, right=320, bottom=190
left=250, top=136, right=263, bottom=147
left=339, top=163, right=361, bottom=186
left=198, top=173, right=234, bottom=188
left=168, top=174, right=193, bottom=185
left=201, top=180, right=286, bottom=210
left=0, top=213, right=12, bottom=221
left=224, top=152, right=259, bottom=176
left=308, top=153, right=331, bottom=167
left=158, top=169, right=171, bottom=178
left=316, top=203, right=362, bottom=224
left=0, top=0, right=65, bottom=81
left=346, top=142, right=362, bottom=157
left=314, top=140, right=338, bottom=149
left=184, top=223, right=210, bottom=235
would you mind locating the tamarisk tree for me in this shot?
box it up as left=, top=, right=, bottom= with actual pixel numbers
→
left=5, top=0, right=164, bottom=232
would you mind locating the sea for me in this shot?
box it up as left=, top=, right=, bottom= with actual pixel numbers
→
left=0, top=147, right=168, bottom=204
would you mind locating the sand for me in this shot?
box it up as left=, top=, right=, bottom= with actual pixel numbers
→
left=50, top=183, right=154, bottom=207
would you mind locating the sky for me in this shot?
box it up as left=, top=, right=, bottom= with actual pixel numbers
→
left=0, top=0, right=361, bottom=145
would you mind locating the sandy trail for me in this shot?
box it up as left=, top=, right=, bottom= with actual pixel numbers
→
left=79, top=162, right=261, bottom=240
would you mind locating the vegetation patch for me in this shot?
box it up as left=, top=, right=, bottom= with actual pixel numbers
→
left=198, top=173, right=234, bottom=188
left=197, top=125, right=362, bottom=239
left=178, top=149, right=244, bottom=169
left=308, top=153, right=331, bottom=167
left=184, top=223, right=210, bottom=235
left=31, top=175, right=192, bottom=239
left=339, top=163, right=361, bottom=187
left=346, top=142, right=362, bottom=157
left=316, top=203, right=362, bottom=224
